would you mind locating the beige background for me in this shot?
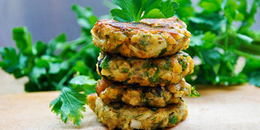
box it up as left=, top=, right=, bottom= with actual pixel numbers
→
left=0, top=69, right=26, bottom=94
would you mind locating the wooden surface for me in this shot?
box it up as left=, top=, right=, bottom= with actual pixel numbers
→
left=1, top=84, right=260, bottom=130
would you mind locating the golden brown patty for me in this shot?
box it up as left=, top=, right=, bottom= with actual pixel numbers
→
left=88, top=94, right=188, bottom=130
left=97, top=51, right=194, bottom=86
left=96, top=78, right=191, bottom=107
left=91, top=17, right=191, bottom=58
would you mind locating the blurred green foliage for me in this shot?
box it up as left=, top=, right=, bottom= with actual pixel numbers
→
left=174, top=0, right=260, bottom=87
left=0, top=5, right=100, bottom=92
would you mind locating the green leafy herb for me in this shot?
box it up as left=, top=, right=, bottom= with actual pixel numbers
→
left=117, top=112, right=121, bottom=118
left=149, top=66, right=160, bottom=83
left=181, top=0, right=260, bottom=87
left=151, top=116, right=157, bottom=121
left=158, top=48, right=167, bottom=57
left=69, top=76, right=97, bottom=95
left=121, top=68, right=129, bottom=73
left=142, top=60, right=152, bottom=69
left=248, top=70, right=260, bottom=87
left=50, top=87, right=86, bottom=126
left=161, top=60, right=172, bottom=70
left=110, top=0, right=179, bottom=22
left=178, top=58, right=187, bottom=71
left=0, top=5, right=100, bottom=92
left=133, top=114, right=143, bottom=118
left=190, top=86, right=200, bottom=97
left=128, top=72, right=132, bottom=76
left=169, top=116, right=178, bottom=124
left=156, top=118, right=164, bottom=127
left=72, top=5, right=98, bottom=35
left=174, top=0, right=194, bottom=22
left=100, top=55, right=111, bottom=70
left=50, top=75, right=96, bottom=126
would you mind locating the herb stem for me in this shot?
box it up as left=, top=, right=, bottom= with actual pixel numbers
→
left=238, top=43, right=260, bottom=56
left=59, top=36, right=89, bottom=55
left=66, top=35, right=88, bottom=45
left=67, top=44, right=90, bottom=64
left=237, top=0, right=257, bottom=32
left=232, top=49, right=260, bottom=61
left=224, top=22, right=231, bottom=52
left=215, top=43, right=225, bottom=49
left=57, top=68, right=74, bottom=89
left=56, top=43, right=91, bottom=89
left=215, top=34, right=227, bottom=41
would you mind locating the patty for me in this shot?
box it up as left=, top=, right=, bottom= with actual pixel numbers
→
left=91, top=17, right=191, bottom=58
left=88, top=94, right=188, bottom=130
left=96, top=78, right=191, bottom=107
left=97, top=51, right=194, bottom=86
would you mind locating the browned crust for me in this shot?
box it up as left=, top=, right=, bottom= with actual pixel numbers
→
left=91, top=17, right=191, bottom=58
left=97, top=51, right=194, bottom=86
left=88, top=95, right=188, bottom=130
left=95, top=78, right=191, bottom=107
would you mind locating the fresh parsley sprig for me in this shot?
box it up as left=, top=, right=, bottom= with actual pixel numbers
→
left=50, top=76, right=96, bottom=126
left=110, top=0, right=179, bottom=22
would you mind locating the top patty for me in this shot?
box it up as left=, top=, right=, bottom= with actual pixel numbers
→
left=91, top=17, right=191, bottom=58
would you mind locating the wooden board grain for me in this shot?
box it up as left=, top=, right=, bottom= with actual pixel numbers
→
left=0, top=85, right=260, bottom=130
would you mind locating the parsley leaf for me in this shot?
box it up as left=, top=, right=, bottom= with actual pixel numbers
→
left=12, top=27, right=33, bottom=55
left=69, top=76, right=97, bottom=95
left=169, top=116, right=178, bottom=124
left=0, top=47, right=24, bottom=78
left=201, top=49, right=222, bottom=65
left=174, top=0, right=194, bottom=22
left=110, top=0, right=179, bottom=22
left=199, top=0, right=222, bottom=13
left=238, top=0, right=260, bottom=32
left=72, top=5, right=98, bottom=33
left=50, top=75, right=97, bottom=126
left=149, top=66, right=160, bottom=83
left=248, top=70, right=260, bottom=87
left=50, top=87, right=86, bottom=126
left=190, top=86, right=200, bottom=97
left=100, top=54, right=111, bottom=70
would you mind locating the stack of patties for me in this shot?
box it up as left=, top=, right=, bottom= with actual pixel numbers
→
left=88, top=17, right=194, bottom=130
